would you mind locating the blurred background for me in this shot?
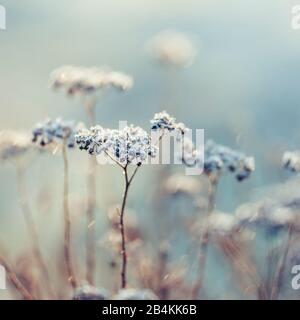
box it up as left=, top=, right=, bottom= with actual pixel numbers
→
left=1, top=0, right=300, bottom=299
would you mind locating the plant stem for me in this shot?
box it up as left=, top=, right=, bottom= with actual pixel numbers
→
left=0, top=255, right=35, bottom=300
left=271, top=225, right=294, bottom=300
left=85, top=99, right=97, bottom=285
left=191, top=174, right=219, bottom=299
left=119, top=165, right=139, bottom=289
left=62, top=143, right=77, bottom=290
left=16, top=165, right=56, bottom=299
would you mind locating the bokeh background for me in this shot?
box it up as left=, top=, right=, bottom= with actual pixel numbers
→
left=1, top=0, right=300, bottom=299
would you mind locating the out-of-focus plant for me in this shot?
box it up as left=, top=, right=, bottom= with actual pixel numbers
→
left=50, top=65, right=133, bottom=285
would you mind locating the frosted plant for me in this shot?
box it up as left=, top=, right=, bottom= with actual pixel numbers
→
left=163, top=174, right=202, bottom=197
left=32, top=118, right=80, bottom=148
left=50, top=65, right=133, bottom=96
left=0, top=130, right=55, bottom=298
left=32, top=118, right=82, bottom=291
left=282, top=151, right=300, bottom=173
left=206, top=211, right=239, bottom=236
left=203, top=140, right=255, bottom=181
left=51, top=66, right=133, bottom=284
left=76, top=125, right=157, bottom=167
left=73, top=285, right=109, bottom=300
left=76, top=123, right=157, bottom=289
left=113, top=288, right=158, bottom=300
left=147, top=30, right=197, bottom=68
left=0, top=130, right=32, bottom=163
left=187, top=139, right=255, bottom=299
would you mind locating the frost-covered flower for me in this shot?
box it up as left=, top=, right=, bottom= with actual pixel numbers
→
left=32, top=118, right=81, bottom=148
left=0, top=131, right=33, bottom=161
left=75, top=125, right=157, bottom=166
left=150, top=110, right=188, bottom=136
left=204, top=140, right=255, bottom=181
left=73, top=285, right=109, bottom=300
left=113, top=288, right=158, bottom=300
left=282, top=151, right=300, bottom=173
left=50, top=65, right=133, bottom=96
left=147, top=30, right=197, bottom=67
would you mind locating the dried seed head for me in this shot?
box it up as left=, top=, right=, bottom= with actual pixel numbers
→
left=282, top=150, right=300, bottom=173
left=50, top=65, right=133, bottom=96
left=163, top=174, right=201, bottom=196
left=32, top=118, right=82, bottom=148
left=0, top=130, right=33, bottom=161
left=147, top=30, right=197, bottom=67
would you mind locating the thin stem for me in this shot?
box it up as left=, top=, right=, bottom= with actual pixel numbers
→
left=16, top=165, right=56, bottom=299
left=0, top=255, right=35, bottom=300
left=271, top=225, right=294, bottom=300
left=191, top=174, right=219, bottom=299
left=84, top=99, right=97, bottom=285
left=119, top=165, right=139, bottom=289
left=62, top=143, right=77, bottom=290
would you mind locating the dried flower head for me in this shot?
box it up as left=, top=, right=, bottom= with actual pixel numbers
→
left=50, top=65, right=133, bottom=96
left=282, top=151, right=300, bottom=173
left=163, top=174, right=201, bottom=196
left=113, top=288, right=158, bottom=300
left=0, top=130, right=33, bottom=161
left=75, top=125, right=157, bottom=166
left=148, top=30, right=197, bottom=67
left=73, top=285, right=109, bottom=300
left=32, top=118, right=81, bottom=148
left=206, top=211, right=239, bottom=236
left=236, top=200, right=297, bottom=233
left=204, top=140, right=255, bottom=181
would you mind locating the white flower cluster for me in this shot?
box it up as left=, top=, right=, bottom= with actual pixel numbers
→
left=50, top=65, right=133, bottom=95
left=32, top=118, right=81, bottom=148
left=75, top=125, right=157, bottom=166
left=282, top=150, right=300, bottom=172
left=204, top=140, right=255, bottom=181
left=0, top=130, right=32, bottom=161
left=148, top=30, right=197, bottom=67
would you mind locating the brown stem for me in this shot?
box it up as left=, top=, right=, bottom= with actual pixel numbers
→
left=119, top=165, right=139, bottom=289
left=271, top=225, right=294, bottom=300
left=85, top=100, right=97, bottom=285
left=0, top=255, right=35, bottom=300
left=62, top=143, right=77, bottom=290
left=191, top=174, right=219, bottom=299
left=16, top=166, right=56, bottom=299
